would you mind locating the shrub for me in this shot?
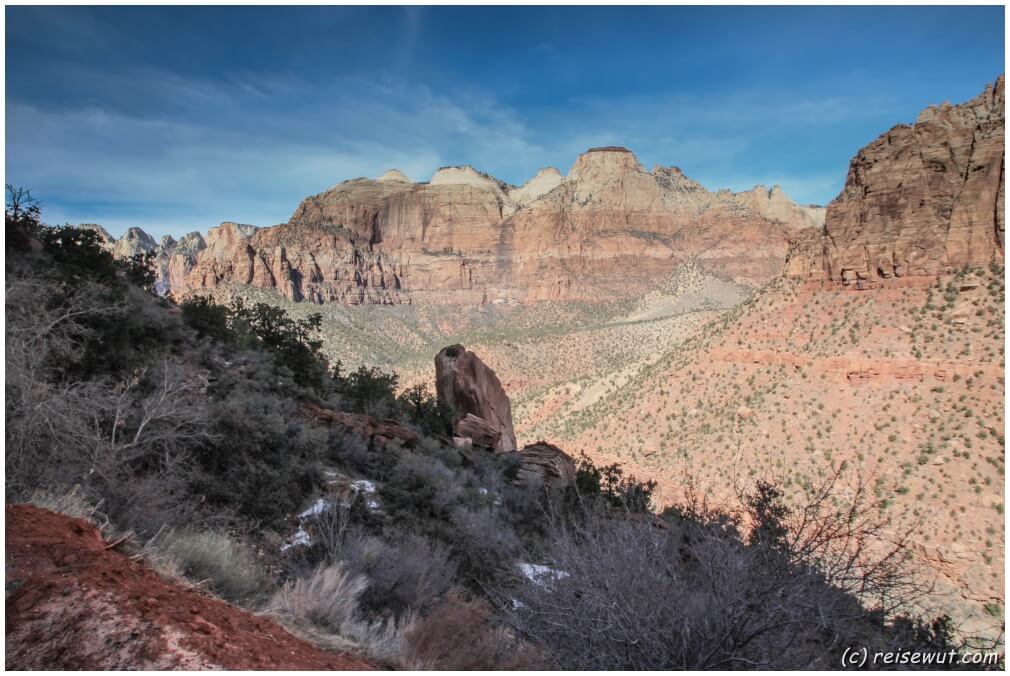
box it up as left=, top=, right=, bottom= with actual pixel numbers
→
left=396, top=382, right=452, bottom=436
left=507, top=474, right=962, bottom=670
left=25, top=484, right=98, bottom=522
left=269, top=562, right=368, bottom=633
left=448, top=506, right=520, bottom=589
left=192, top=388, right=323, bottom=528
left=340, top=530, right=456, bottom=615
left=571, top=452, right=656, bottom=513
left=228, top=300, right=327, bottom=391
left=406, top=592, right=541, bottom=669
left=325, top=427, right=370, bottom=473
left=380, top=452, right=461, bottom=522
left=332, top=362, right=399, bottom=417
left=162, top=530, right=270, bottom=604
left=268, top=563, right=415, bottom=666
left=180, top=295, right=234, bottom=343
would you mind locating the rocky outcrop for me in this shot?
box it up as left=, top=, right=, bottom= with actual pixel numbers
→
left=788, top=75, right=1005, bottom=283
left=735, top=185, right=825, bottom=230
left=513, top=442, right=576, bottom=491
left=160, top=231, right=207, bottom=293
left=303, top=403, right=418, bottom=448
left=508, top=167, right=565, bottom=207
left=435, top=344, right=517, bottom=454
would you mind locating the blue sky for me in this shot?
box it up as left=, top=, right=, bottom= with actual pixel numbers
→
left=6, top=6, right=1004, bottom=238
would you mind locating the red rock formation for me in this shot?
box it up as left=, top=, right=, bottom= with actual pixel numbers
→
left=434, top=344, right=517, bottom=453
left=136, top=147, right=821, bottom=304
left=303, top=403, right=418, bottom=448
left=513, top=441, right=576, bottom=490
left=788, top=75, right=1005, bottom=283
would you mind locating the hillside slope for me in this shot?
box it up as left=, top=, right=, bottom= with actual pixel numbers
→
left=5, top=504, right=375, bottom=670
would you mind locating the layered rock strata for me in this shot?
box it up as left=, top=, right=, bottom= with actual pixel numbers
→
left=787, top=76, right=1005, bottom=283
left=89, top=147, right=825, bottom=305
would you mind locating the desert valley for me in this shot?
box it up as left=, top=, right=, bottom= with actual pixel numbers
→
left=73, top=77, right=1006, bottom=639
left=5, top=6, right=1005, bottom=667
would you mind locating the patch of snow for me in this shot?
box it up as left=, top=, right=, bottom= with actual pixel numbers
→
left=298, top=497, right=331, bottom=520
left=350, top=479, right=376, bottom=494
left=350, top=479, right=380, bottom=511
left=280, top=526, right=312, bottom=552
left=517, top=562, right=569, bottom=589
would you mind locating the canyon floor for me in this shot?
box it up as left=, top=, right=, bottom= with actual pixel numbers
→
left=205, top=259, right=1005, bottom=640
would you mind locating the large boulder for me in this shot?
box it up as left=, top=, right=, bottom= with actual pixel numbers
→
left=434, top=344, right=517, bottom=453
left=513, top=442, right=576, bottom=491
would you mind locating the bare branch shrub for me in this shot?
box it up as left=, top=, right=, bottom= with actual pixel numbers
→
left=775, top=467, right=928, bottom=617
left=405, top=591, right=542, bottom=669
left=5, top=273, right=126, bottom=490
left=505, top=473, right=945, bottom=670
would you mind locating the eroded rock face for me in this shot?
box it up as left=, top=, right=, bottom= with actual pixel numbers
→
left=513, top=442, right=576, bottom=491
left=124, top=149, right=823, bottom=303
left=788, top=75, right=1005, bottom=283
left=434, top=344, right=517, bottom=454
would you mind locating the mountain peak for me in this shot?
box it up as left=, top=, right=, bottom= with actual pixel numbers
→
left=509, top=167, right=566, bottom=206
left=430, top=165, right=513, bottom=195
left=377, top=169, right=411, bottom=183
left=568, top=146, right=645, bottom=184
left=652, top=165, right=706, bottom=193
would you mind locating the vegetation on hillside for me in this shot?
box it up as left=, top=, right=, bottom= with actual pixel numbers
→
left=5, top=186, right=1001, bottom=669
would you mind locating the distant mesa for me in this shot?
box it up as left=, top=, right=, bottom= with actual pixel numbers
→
left=585, top=145, right=634, bottom=153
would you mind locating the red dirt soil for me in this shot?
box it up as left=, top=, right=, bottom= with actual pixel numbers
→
left=5, top=503, right=374, bottom=670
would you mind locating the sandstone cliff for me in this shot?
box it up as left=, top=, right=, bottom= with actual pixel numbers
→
left=88, top=146, right=823, bottom=305
left=787, top=76, right=1005, bottom=283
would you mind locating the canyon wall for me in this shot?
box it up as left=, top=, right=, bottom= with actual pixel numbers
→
left=787, top=76, right=1005, bottom=284
left=91, top=148, right=824, bottom=305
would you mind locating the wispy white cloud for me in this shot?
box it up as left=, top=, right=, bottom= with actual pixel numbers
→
left=6, top=61, right=875, bottom=237
left=6, top=71, right=545, bottom=237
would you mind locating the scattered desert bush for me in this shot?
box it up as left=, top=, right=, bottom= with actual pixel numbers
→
left=162, top=530, right=270, bottom=604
